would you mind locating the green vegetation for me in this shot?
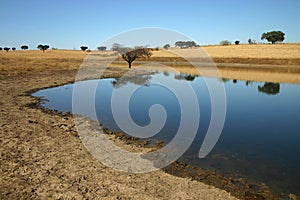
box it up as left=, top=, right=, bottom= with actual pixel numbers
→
left=261, top=31, right=285, bottom=44
left=37, top=44, right=50, bottom=52
left=80, top=46, right=88, bottom=51
left=220, top=40, right=231, bottom=46
left=163, top=44, right=170, bottom=49
left=21, top=45, right=29, bottom=50
left=97, top=46, right=107, bottom=51
left=4, top=47, right=10, bottom=52
left=175, top=41, right=197, bottom=48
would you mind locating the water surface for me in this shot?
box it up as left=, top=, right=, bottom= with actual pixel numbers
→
left=33, top=71, right=300, bottom=195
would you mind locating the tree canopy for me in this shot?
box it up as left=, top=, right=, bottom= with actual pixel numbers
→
left=220, top=40, right=231, bottom=45
left=97, top=46, right=107, bottom=51
left=163, top=44, right=170, bottom=49
left=118, top=47, right=152, bottom=68
left=258, top=82, right=280, bottom=95
left=37, top=44, right=50, bottom=52
left=175, top=41, right=197, bottom=48
left=4, top=47, right=10, bottom=52
left=261, top=31, right=285, bottom=44
left=80, top=46, right=88, bottom=51
left=21, top=45, right=29, bottom=50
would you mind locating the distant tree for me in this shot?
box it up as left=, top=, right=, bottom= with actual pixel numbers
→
left=258, top=82, right=280, bottom=95
left=248, top=38, right=257, bottom=44
left=37, top=44, right=50, bottom=52
left=175, top=41, right=197, bottom=48
left=261, top=31, right=285, bottom=44
left=112, top=43, right=122, bottom=51
left=118, top=47, right=152, bottom=68
left=163, top=44, right=170, bottom=50
left=234, top=40, right=240, bottom=45
left=175, top=41, right=184, bottom=48
left=0, top=47, right=2, bottom=50
left=220, top=40, right=231, bottom=45
left=4, top=47, right=10, bottom=52
left=97, top=46, right=107, bottom=51
left=21, top=45, right=29, bottom=50
left=12, top=47, right=16, bottom=51
left=80, top=46, right=88, bottom=51
left=185, top=41, right=197, bottom=48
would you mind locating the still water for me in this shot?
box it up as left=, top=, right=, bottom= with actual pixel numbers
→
left=32, top=71, right=300, bottom=195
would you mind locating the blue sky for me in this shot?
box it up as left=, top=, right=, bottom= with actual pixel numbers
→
left=0, top=0, right=299, bottom=49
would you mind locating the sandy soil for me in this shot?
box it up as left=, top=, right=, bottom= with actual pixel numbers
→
left=1, top=46, right=300, bottom=199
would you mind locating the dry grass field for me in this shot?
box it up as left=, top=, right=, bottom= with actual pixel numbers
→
left=150, top=44, right=300, bottom=65
left=1, top=44, right=300, bottom=75
left=150, top=44, right=300, bottom=59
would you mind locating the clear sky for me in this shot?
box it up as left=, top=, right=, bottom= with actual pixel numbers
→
left=0, top=0, right=299, bottom=49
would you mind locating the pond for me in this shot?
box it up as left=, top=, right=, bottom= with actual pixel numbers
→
left=32, top=70, right=300, bottom=196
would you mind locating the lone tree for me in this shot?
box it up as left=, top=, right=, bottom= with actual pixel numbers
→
left=37, top=44, right=50, bottom=52
left=261, top=31, right=285, bottom=44
left=220, top=40, right=231, bottom=45
left=0, top=47, right=3, bottom=50
left=21, top=45, right=29, bottom=50
left=163, top=44, right=170, bottom=50
left=12, top=47, right=16, bottom=51
left=97, top=46, right=107, bottom=51
left=118, top=47, right=152, bottom=68
left=80, top=46, right=88, bottom=51
left=4, top=47, right=10, bottom=52
left=235, top=40, right=240, bottom=45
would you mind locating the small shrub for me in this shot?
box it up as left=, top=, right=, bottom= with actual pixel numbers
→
left=220, top=40, right=231, bottom=46
left=163, top=44, right=170, bottom=50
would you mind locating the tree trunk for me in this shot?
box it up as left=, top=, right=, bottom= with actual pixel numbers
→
left=128, top=61, right=132, bottom=68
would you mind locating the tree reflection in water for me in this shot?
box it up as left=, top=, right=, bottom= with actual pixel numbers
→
left=174, top=73, right=197, bottom=81
left=111, top=73, right=154, bottom=88
left=258, top=82, right=280, bottom=95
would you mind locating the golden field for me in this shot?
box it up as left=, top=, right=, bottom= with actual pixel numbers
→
left=1, top=44, right=300, bottom=75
